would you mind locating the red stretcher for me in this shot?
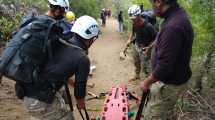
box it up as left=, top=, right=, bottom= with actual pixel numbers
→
left=100, top=85, right=129, bottom=120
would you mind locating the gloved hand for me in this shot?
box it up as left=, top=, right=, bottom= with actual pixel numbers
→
left=76, top=98, right=86, bottom=109
left=119, top=51, right=126, bottom=60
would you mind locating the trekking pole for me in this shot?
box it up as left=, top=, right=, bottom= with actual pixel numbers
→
left=135, top=90, right=150, bottom=120
left=84, top=107, right=90, bottom=120
left=76, top=104, right=90, bottom=120
left=0, top=74, right=3, bottom=84
left=77, top=106, right=85, bottom=120
left=65, top=84, right=73, bottom=112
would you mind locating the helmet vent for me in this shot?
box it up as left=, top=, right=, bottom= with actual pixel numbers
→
left=86, top=25, right=98, bottom=35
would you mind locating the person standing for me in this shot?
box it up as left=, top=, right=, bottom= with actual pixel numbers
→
left=100, top=8, right=106, bottom=27
left=140, top=0, right=194, bottom=119
left=122, top=5, right=157, bottom=81
left=117, top=10, right=124, bottom=32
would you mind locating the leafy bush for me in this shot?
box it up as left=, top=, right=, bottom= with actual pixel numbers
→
left=70, top=0, right=100, bottom=18
left=0, top=12, right=24, bottom=42
left=0, top=0, right=48, bottom=42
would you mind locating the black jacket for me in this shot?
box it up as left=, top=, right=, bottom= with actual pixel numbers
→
left=133, top=22, right=157, bottom=47
left=21, top=37, right=90, bottom=103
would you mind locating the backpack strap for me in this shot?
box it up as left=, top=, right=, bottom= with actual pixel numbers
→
left=40, top=16, right=57, bottom=60
left=59, top=38, right=84, bottom=51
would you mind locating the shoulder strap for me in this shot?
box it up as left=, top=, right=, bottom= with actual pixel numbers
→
left=59, top=38, right=84, bottom=51
left=36, top=16, right=57, bottom=60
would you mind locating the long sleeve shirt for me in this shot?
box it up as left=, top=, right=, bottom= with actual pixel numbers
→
left=151, top=3, right=194, bottom=85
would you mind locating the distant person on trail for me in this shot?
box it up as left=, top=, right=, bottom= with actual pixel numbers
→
left=101, top=8, right=106, bottom=27
left=140, top=0, right=194, bottom=119
left=107, top=9, right=111, bottom=18
left=122, top=5, right=157, bottom=81
left=117, top=10, right=124, bottom=32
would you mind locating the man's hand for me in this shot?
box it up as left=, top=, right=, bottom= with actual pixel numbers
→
left=140, top=80, right=152, bottom=92
left=123, top=41, right=130, bottom=56
left=142, top=47, right=150, bottom=55
left=76, top=98, right=86, bottom=109
left=123, top=39, right=132, bottom=55
left=123, top=47, right=128, bottom=56
left=119, top=51, right=126, bottom=60
left=68, top=78, right=75, bottom=87
left=120, top=40, right=131, bottom=60
left=140, top=74, right=157, bottom=92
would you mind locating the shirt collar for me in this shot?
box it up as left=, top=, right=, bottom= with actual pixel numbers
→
left=162, top=2, right=180, bottom=19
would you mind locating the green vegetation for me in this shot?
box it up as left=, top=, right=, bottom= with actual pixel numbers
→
left=70, top=0, right=100, bottom=18
left=0, top=0, right=108, bottom=42
left=0, top=0, right=48, bottom=42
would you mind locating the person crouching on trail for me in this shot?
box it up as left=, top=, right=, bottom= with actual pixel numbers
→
left=20, top=2, right=100, bottom=119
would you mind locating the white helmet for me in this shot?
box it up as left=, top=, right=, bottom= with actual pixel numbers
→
left=128, top=5, right=142, bottom=19
left=71, top=15, right=99, bottom=40
left=48, top=0, right=70, bottom=11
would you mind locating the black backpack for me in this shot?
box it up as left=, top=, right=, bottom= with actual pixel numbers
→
left=0, top=15, right=63, bottom=83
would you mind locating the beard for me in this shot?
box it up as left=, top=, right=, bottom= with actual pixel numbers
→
left=153, top=7, right=162, bottom=17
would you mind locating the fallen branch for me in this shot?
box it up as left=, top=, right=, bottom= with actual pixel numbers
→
left=191, top=89, right=215, bottom=116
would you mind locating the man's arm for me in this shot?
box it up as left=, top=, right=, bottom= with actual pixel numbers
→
left=68, top=76, right=75, bottom=87
left=123, top=32, right=134, bottom=54
left=140, top=74, right=158, bottom=92
left=74, top=56, right=90, bottom=109
left=145, top=24, right=157, bottom=53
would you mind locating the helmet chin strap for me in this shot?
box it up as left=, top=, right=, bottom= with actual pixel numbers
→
left=88, top=39, right=95, bottom=48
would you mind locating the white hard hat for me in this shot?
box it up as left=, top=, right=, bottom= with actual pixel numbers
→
left=48, top=0, right=70, bottom=11
left=128, top=5, right=142, bottom=19
left=71, top=15, right=99, bottom=40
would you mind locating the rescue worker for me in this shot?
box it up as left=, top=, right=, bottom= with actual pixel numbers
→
left=23, top=15, right=99, bottom=120
left=140, top=0, right=194, bottom=119
left=122, top=5, right=157, bottom=81
left=65, top=11, right=76, bottom=27
left=18, top=0, right=100, bottom=119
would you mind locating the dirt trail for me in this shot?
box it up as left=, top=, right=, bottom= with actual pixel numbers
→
left=88, top=18, right=135, bottom=92
left=0, top=18, right=139, bottom=120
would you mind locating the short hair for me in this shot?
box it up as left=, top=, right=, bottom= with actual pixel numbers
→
left=152, top=0, right=177, bottom=4
left=164, top=0, right=177, bottom=4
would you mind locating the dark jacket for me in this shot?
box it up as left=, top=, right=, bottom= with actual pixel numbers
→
left=118, top=11, right=123, bottom=22
left=21, top=36, right=90, bottom=103
left=133, top=22, right=157, bottom=47
left=151, top=3, right=194, bottom=85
